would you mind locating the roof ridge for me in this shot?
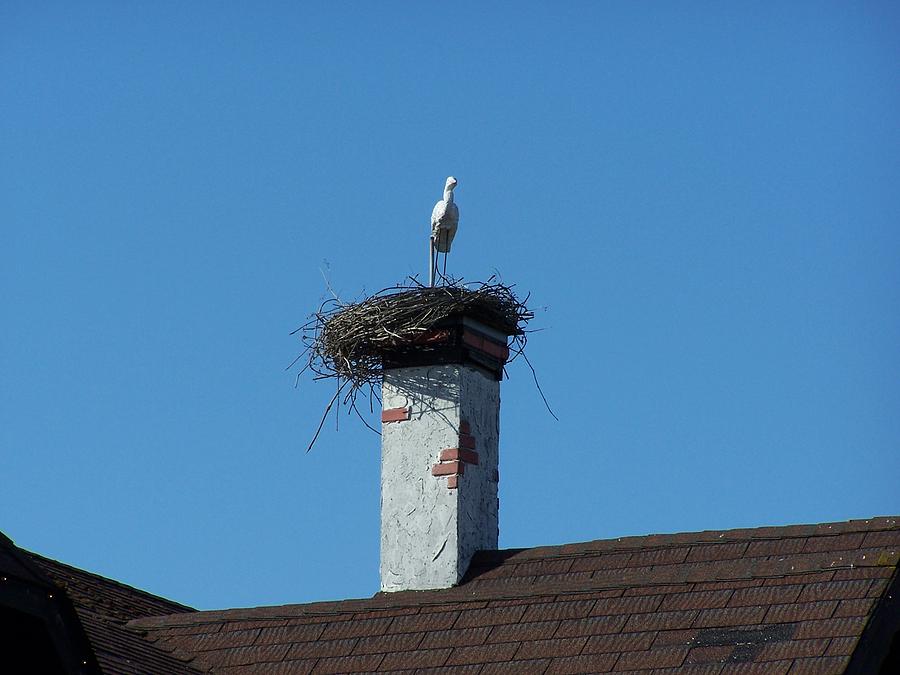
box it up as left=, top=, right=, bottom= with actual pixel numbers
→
left=27, top=551, right=194, bottom=614
left=124, top=517, right=899, bottom=632
left=484, top=516, right=900, bottom=561
left=128, top=557, right=899, bottom=631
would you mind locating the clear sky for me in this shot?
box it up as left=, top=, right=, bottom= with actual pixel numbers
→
left=2, top=2, right=898, bottom=611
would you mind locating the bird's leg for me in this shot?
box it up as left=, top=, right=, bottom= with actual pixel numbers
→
left=428, top=237, right=434, bottom=287
left=431, top=241, right=439, bottom=287
left=442, top=251, right=448, bottom=279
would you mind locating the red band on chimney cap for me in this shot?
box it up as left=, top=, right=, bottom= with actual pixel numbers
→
left=461, top=329, right=510, bottom=362
left=480, top=340, right=510, bottom=361
left=462, top=330, right=484, bottom=350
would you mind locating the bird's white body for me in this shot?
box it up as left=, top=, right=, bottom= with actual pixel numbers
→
left=431, top=177, right=459, bottom=253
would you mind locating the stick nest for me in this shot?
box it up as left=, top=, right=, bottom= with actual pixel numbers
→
left=291, top=278, right=552, bottom=450
left=295, top=279, right=532, bottom=393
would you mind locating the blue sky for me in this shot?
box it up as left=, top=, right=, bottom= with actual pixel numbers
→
left=2, top=2, right=898, bottom=611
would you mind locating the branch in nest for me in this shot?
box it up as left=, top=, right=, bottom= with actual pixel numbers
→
left=293, top=278, right=540, bottom=450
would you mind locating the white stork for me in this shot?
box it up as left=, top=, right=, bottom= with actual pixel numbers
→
left=429, top=176, right=459, bottom=285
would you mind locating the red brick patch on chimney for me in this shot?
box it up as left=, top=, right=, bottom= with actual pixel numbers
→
left=432, top=461, right=464, bottom=477
left=440, top=448, right=479, bottom=465
left=433, top=426, right=481, bottom=489
left=382, top=407, right=411, bottom=423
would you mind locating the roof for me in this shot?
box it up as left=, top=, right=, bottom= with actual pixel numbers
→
left=125, top=516, right=900, bottom=674
left=18, top=545, right=202, bottom=674
left=31, top=553, right=194, bottom=624
left=1, top=532, right=101, bottom=673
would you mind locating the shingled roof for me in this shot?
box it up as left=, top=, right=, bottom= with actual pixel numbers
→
left=17, top=545, right=201, bottom=674
left=123, top=516, right=900, bottom=674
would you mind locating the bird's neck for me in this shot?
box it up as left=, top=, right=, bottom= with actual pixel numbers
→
left=443, top=189, right=454, bottom=203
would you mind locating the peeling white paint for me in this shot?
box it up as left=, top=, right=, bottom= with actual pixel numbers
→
left=380, top=364, right=500, bottom=592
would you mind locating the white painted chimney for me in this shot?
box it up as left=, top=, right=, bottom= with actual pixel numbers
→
left=379, top=318, right=511, bottom=592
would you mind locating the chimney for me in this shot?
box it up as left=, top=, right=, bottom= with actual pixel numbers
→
left=379, top=317, right=512, bottom=592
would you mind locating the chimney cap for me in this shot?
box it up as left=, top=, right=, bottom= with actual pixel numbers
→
left=306, top=281, right=529, bottom=387
left=382, top=315, right=512, bottom=379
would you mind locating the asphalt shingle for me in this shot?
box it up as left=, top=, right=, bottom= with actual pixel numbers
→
left=124, top=516, right=898, bottom=673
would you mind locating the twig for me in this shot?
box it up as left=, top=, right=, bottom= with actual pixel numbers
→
left=306, top=380, right=347, bottom=452
left=520, top=349, right=559, bottom=421
left=293, top=278, right=545, bottom=450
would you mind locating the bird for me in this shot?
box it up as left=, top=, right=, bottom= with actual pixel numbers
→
left=430, top=176, right=459, bottom=285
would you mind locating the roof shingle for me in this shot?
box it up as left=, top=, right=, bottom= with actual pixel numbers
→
left=28, top=551, right=202, bottom=674
left=124, top=516, right=899, bottom=674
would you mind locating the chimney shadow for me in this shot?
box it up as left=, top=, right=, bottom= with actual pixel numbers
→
left=459, top=548, right=530, bottom=584
left=384, top=368, right=473, bottom=432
